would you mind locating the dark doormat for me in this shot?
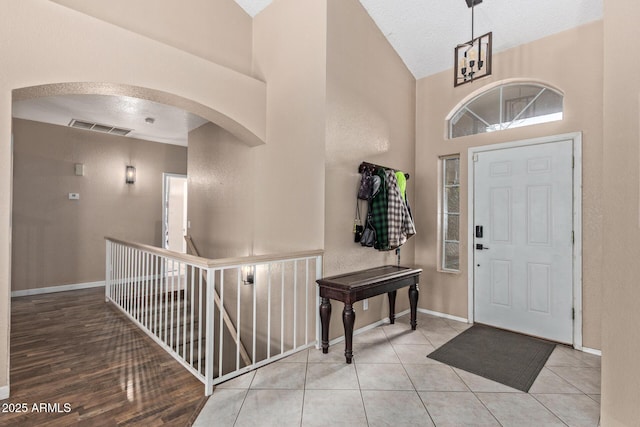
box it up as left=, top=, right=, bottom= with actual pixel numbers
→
left=427, top=324, right=556, bottom=392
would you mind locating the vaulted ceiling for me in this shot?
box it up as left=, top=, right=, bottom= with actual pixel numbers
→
left=235, top=0, right=603, bottom=79
left=14, top=0, right=603, bottom=145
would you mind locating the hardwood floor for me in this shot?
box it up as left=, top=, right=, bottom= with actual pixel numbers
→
left=0, top=287, right=206, bottom=426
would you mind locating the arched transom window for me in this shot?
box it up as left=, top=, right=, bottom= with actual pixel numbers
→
left=448, top=83, right=563, bottom=139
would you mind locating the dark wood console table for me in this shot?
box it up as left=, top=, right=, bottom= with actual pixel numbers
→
left=316, top=265, right=422, bottom=363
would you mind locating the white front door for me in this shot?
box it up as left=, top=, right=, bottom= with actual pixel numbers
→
left=473, top=140, right=574, bottom=343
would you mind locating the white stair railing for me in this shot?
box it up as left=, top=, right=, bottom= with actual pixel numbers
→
left=105, top=237, right=323, bottom=395
left=184, top=236, right=251, bottom=367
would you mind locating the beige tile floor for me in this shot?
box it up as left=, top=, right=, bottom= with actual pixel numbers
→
left=194, top=312, right=601, bottom=426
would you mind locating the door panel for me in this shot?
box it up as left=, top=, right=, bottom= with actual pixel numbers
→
left=474, top=140, right=573, bottom=343
left=490, top=260, right=511, bottom=307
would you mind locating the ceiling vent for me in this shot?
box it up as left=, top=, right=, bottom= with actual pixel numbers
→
left=68, top=119, right=132, bottom=136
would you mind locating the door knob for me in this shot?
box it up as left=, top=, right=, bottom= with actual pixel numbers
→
left=475, top=243, right=490, bottom=250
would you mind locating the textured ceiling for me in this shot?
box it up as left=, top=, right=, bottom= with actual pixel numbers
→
left=235, top=0, right=603, bottom=79
left=13, top=95, right=207, bottom=146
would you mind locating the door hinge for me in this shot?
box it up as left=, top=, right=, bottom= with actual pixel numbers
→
left=572, top=156, right=575, bottom=169
left=571, top=231, right=575, bottom=244
left=473, top=154, right=479, bottom=162
left=572, top=307, right=575, bottom=320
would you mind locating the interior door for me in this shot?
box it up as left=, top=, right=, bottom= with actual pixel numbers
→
left=163, top=174, right=188, bottom=253
left=473, top=140, right=573, bottom=343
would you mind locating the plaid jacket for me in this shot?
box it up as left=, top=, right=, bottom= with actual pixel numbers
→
left=386, top=170, right=416, bottom=249
left=370, top=169, right=389, bottom=250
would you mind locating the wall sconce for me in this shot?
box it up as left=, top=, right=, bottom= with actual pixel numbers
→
left=242, top=265, right=255, bottom=285
left=125, top=165, right=136, bottom=184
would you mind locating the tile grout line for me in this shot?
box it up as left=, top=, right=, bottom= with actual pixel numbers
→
left=528, top=393, right=571, bottom=426
left=389, top=327, right=438, bottom=426
left=446, top=359, right=507, bottom=427
left=299, top=350, right=309, bottom=427
left=231, top=371, right=256, bottom=426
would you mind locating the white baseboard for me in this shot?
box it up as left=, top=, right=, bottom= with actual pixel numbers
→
left=417, top=308, right=469, bottom=324
left=11, top=281, right=105, bottom=298
left=0, top=385, right=9, bottom=400
left=582, top=347, right=602, bottom=357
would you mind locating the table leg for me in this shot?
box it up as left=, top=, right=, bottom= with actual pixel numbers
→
left=388, top=290, right=397, bottom=324
left=342, top=303, right=355, bottom=363
left=320, top=297, right=331, bottom=354
left=409, top=284, right=419, bottom=330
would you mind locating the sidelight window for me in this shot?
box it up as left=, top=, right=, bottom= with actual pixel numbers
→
left=441, top=155, right=460, bottom=272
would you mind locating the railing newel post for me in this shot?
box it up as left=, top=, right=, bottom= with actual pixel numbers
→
left=105, top=240, right=111, bottom=302
left=205, top=267, right=215, bottom=396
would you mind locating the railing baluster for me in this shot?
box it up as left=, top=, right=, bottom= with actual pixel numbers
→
left=137, top=250, right=141, bottom=323
left=161, top=257, right=166, bottom=344
left=252, top=264, right=257, bottom=365
left=141, top=251, right=145, bottom=326
left=183, top=262, right=188, bottom=361
left=116, top=243, right=119, bottom=301
left=305, top=258, right=309, bottom=345
left=157, top=255, right=161, bottom=338
left=267, top=263, right=272, bottom=359
left=136, top=250, right=141, bottom=321
left=315, top=255, right=323, bottom=349
left=152, top=254, right=157, bottom=336
left=176, top=261, right=181, bottom=354
left=123, top=246, right=127, bottom=312
left=218, top=269, right=224, bottom=378
left=293, top=261, right=298, bottom=349
left=121, top=244, right=124, bottom=304
left=144, top=252, right=149, bottom=329
left=280, top=261, right=285, bottom=355
left=127, top=248, right=135, bottom=313
left=149, top=252, right=153, bottom=330
left=105, top=241, right=111, bottom=302
left=190, top=265, right=195, bottom=368
left=127, top=247, right=132, bottom=314
left=170, top=259, right=175, bottom=351
left=205, top=268, right=214, bottom=395
left=198, top=268, right=203, bottom=375
left=113, top=244, right=118, bottom=303
left=236, top=268, right=241, bottom=371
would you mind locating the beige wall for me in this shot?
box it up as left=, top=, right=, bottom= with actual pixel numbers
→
left=0, top=0, right=265, bottom=395
left=183, top=0, right=329, bottom=367
left=50, top=0, right=254, bottom=76
left=12, top=119, right=187, bottom=291
left=415, top=21, right=604, bottom=350
left=251, top=0, right=327, bottom=255
left=187, top=123, right=254, bottom=259
left=187, top=0, right=416, bottom=342
left=601, top=0, right=640, bottom=424
left=324, top=0, right=416, bottom=337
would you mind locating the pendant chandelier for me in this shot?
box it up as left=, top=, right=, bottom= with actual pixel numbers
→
left=454, top=0, right=492, bottom=87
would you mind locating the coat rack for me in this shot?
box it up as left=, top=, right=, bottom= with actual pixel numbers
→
left=358, top=161, right=410, bottom=180
left=358, top=161, right=411, bottom=266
